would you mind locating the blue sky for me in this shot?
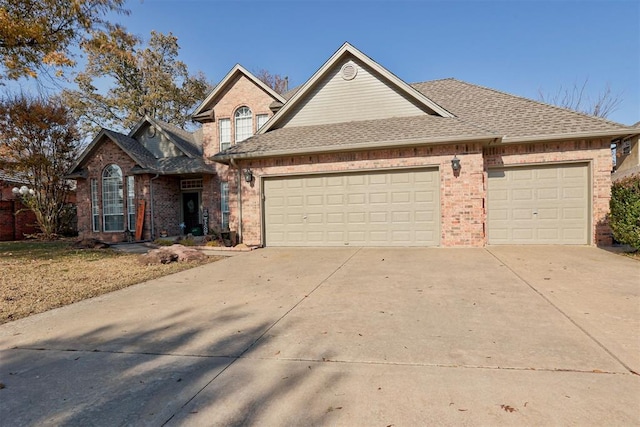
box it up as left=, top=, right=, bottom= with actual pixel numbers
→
left=110, top=0, right=639, bottom=125
left=31, top=0, right=640, bottom=125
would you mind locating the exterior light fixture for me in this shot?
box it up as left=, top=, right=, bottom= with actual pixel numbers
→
left=12, top=185, right=34, bottom=196
left=243, top=168, right=254, bottom=183
left=451, top=155, right=461, bottom=171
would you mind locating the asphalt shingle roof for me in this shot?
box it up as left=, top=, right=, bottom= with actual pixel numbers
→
left=103, top=128, right=214, bottom=175
left=70, top=126, right=215, bottom=177
left=0, top=170, right=29, bottom=184
left=214, top=77, right=635, bottom=161
left=411, top=79, right=630, bottom=139
left=218, top=115, right=496, bottom=159
left=102, top=130, right=157, bottom=168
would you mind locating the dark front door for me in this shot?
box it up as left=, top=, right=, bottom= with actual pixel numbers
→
left=182, top=192, right=200, bottom=232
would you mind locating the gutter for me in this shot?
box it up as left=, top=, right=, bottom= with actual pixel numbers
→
left=212, top=133, right=500, bottom=163
left=501, top=129, right=640, bottom=144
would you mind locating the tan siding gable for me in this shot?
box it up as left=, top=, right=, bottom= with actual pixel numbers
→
left=135, top=124, right=180, bottom=159
left=280, top=57, right=429, bottom=128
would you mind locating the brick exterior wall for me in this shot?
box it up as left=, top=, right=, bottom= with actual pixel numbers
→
left=74, top=132, right=614, bottom=247
left=75, top=137, right=221, bottom=243
left=225, top=138, right=613, bottom=248
left=0, top=200, right=38, bottom=241
left=76, top=138, right=146, bottom=243
left=201, top=74, right=279, bottom=159
left=1, top=181, right=45, bottom=241
left=149, top=175, right=181, bottom=237
left=234, top=143, right=486, bottom=247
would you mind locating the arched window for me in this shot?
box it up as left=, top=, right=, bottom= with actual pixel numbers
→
left=235, top=106, right=253, bottom=142
left=102, top=164, right=124, bottom=231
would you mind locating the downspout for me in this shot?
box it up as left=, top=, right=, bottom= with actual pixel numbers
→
left=229, top=159, right=242, bottom=243
left=149, top=174, right=160, bottom=239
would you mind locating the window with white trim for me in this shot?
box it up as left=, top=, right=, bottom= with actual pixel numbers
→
left=235, top=106, right=253, bottom=142
left=126, top=176, right=136, bottom=232
left=90, top=178, right=99, bottom=232
left=219, top=118, right=231, bottom=151
left=256, top=114, right=269, bottom=131
left=221, top=181, right=230, bottom=230
left=180, top=179, right=203, bottom=190
left=102, top=164, right=124, bottom=232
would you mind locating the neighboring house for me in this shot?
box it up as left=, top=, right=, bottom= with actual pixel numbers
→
left=0, top=170, right=38, bottom=241
left=69, top=43, right=640, bottom=246
left=612, top=121, right=640, bottom=182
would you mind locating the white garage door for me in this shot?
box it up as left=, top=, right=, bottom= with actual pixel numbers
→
left=264, top=169, right=440, bottom=247
left=487, top=163, right=589, bottom=244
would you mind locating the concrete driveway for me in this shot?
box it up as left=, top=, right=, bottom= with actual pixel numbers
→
left=1, top=247, right=638, bottom=426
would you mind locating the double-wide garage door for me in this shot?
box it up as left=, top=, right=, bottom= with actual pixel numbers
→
left=487, top=163, right=589, bottom=244
left=264, top=169, right=439, bottom=247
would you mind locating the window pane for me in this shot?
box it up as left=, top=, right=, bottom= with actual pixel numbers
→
left=257, top=114, right=269, bottom=130
left=235, top=107, right=253, bottom=142
left=91, top=178, right=99, bottom=232
left=221, top=181, right=229, bottom=230
left=127, top=176, right=136, bottom=232
left=219, top=118, right=231, bottom=151
left=102, top=165, right=124, bottom=232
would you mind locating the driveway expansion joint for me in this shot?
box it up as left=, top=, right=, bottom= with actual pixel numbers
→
left=9, top=346, right=238, bottom=360
left=162, top=247, right=363, bottom=426
left=236, top=355, right=631, bottom=376
left=485, top=248, right=636, bottom=375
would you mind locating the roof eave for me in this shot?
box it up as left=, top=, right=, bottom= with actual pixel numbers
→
left=212, top=133, right=500, bottom=163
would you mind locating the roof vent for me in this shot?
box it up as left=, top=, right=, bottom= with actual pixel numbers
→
left=340, top=62, right=357, bottom=81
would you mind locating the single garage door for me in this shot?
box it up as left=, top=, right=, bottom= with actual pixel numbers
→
left=487, top=163, right=589, bottom=244
left=264, top=168, right=439, bottom=247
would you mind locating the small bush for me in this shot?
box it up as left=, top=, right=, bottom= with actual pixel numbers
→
left=205, top=240, right=221, bottom=247
left=180, top=237, right=196, bottom=246
left=609, top=175, right=640, bottom=250
left=153, top=238, right=175, bottom=246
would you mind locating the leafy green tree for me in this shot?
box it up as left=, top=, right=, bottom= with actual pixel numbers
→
left=63, top=28, right=211, bottom=134
left=0, top=0, right=127, bottom=80
left=0, top=93, right=79, bottom=239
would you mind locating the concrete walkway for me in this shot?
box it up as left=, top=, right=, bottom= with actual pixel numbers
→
left=0, top=247, right=638, bottom=426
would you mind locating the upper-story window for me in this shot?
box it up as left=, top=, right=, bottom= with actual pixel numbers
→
left=235, top=106, right=253, bottom=142
left=256, top=114, right=269, bottom=131
left=219, top=118, right=231, bottom=151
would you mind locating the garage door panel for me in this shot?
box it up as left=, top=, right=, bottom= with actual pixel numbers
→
left=488, top=164, right=589, bottom=245
left=538, top=188, right=558, bottom=200
left=369, top=174, right=387, bottom=185
left=306, top=195, right=323, bottom=205
left=347, top=193, right=366, bottom=204
left=537, top=208, right=560, bottom=220
left=563, top=187, right=585, bottom=199
left=264, top=169, right=439, bottom=247
left=563, top=208, right=585, bottom=220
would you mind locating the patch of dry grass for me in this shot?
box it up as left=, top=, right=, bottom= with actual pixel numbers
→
left=0, top=240, right=221, bottom=324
